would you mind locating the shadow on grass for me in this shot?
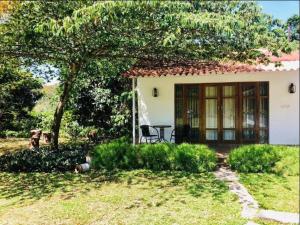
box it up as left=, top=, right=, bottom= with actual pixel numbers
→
left=0, top=170, right=229, bottom=206
left=111, top=170, right=229, bottom=200
left=0, top=171, right=119, bottom=204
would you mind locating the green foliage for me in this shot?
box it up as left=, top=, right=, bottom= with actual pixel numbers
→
left=0, top=143, right=92, bottom=172
left=92, top=141, right=217, bottom=172
left=2, top=130, right=30, bottom=138
left=286, top=14, right=300, bottom=41
left=64, top=121, right=84, bottom=140
left=68, top=60, right=132, bottom=139
left=33, top=84, right=59, bottom=114
left=138, top=144, right=172, bottom=171
left=228, top=145, right=283, bottom=173
left=174, top=143, right=217, bottom=172
left=273, top=146, right=299, bottom=176
left=32, top=111, right=54, bottom=132
left=0, top=61, right=43, bottom=132
left=92, top=137, right=133, bottom=170
left=31, top=110, right=89, bottom=139
left=0, top=1, right=292, bottom=143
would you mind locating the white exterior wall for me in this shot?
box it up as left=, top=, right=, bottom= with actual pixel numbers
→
left=137, top=68, right=299, bottom=145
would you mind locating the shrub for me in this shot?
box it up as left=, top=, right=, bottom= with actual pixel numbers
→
left=92, top=138, right=134, bottom=170
left=0, top=143, right=92, bottom=172
left=65, top=121, right=85, bottom=140
left=139, top=143, right=173, bottom=170
left=174, top=144, right=217, bottom=172
left=4, top=130, right=19, bottom=138
left=273, top=146, right=299, bottom=176
left=92, top=141, right=217, bottom=172
left=228, top=145, right=281, bottom=173
left=4, top=130, right=30, bottom=138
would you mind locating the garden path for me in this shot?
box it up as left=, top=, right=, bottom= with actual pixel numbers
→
left=214, top=154, right=299, bottom=224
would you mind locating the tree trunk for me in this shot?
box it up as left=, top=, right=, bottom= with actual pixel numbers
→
left=51, top=63, right=78, bottom=149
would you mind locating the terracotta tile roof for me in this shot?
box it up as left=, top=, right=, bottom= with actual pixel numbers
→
left=123, top=62, right=261, bottom=77
left=270, top=51, right=299, bottom=62
left=124, top=51, right=299, bottom=77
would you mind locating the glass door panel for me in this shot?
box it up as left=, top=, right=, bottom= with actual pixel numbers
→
left=205, top=86, right=218, bottom=141
left=223, top=86, right=235, bottom=97
left=175, top=82, right=268, bottom=144
left=223, top=98, right=235, bottom=128
left=222, top=86, right=236, bottom=141
left=205, top=99, right=217, bottom=128
left=187, top=86, right=200, bottom=143
left=242, top=84, right=257, bottom=142
left=175, top=85, right=184, bottom=143
left=259, top=82, right=269, bottom=143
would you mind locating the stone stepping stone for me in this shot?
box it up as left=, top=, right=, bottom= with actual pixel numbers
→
left=214, top=166, right=300, bottom=224
left=257, top=209, right=299, bottom=224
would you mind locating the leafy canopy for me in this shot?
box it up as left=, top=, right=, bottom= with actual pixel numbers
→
left=287, top=14, right=300, bottom=41
left=0, top=0, right=292, bottom=69
left=0, top=1, right=292, bottom=145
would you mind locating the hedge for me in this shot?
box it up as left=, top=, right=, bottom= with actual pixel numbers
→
left=228, top=144, right=299, bottom=175
left=92, top=140, right=217, bottom=172
left=0, top=143, right=93, bottom=172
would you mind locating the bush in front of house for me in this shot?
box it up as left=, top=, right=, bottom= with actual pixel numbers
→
left=174, top=143, right=217, bottom=172
left=138, top=143, right=173, bottom=170
left=0, top=143, right=93, bottom=172
left=228, top=145, right=281, bottom=173
left=92, top=140, right=217, bottom=172
left=273, top=146, right=299, bottom=176
left=92, top=137, right=136, bottom=170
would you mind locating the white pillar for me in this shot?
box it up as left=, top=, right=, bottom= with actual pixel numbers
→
left=132, top=77, right=136, bottom=145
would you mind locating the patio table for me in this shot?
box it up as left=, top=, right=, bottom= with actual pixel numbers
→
left=151, top=125, right=172, bottom=142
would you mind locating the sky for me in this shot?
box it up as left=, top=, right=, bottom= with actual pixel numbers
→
left=258, top=1, right=299, bottom=21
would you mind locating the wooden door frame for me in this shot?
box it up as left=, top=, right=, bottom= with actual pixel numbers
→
left=174, top=82, right=269, bottom=144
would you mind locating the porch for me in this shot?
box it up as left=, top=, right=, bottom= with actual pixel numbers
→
left=131, top=62, right=299, bottom=146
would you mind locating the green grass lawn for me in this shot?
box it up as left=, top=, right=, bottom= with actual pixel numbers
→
left=239, top=173, right=299, bottom=213
left=0, top=170, right=246, bottom=225
left=238, top=146, right=299, bottom=214
left=0, top=138, right=31, bottom=155
left=0, top=138, right=71, bottom=156
left=253, top=218, right=298, bottom=225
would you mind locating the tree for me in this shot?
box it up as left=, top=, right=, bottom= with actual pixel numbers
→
left=0, top=1, right=292, bottom=148
left=287, top=15, right=300, bottom=41
left=68, top=59, right=133, bottom=139
left=0, top=60, right=42, bottom=132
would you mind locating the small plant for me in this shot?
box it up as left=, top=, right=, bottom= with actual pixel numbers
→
left=138, top=143, right=173, bottom=170
left=174, top=144, right=217, bottom=172
left=92, top=137, right=133, bottom=170
left=228, top=145, right=281, bottom=173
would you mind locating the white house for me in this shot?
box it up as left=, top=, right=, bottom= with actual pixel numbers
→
left=126, top=52, right=299, bottom=145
